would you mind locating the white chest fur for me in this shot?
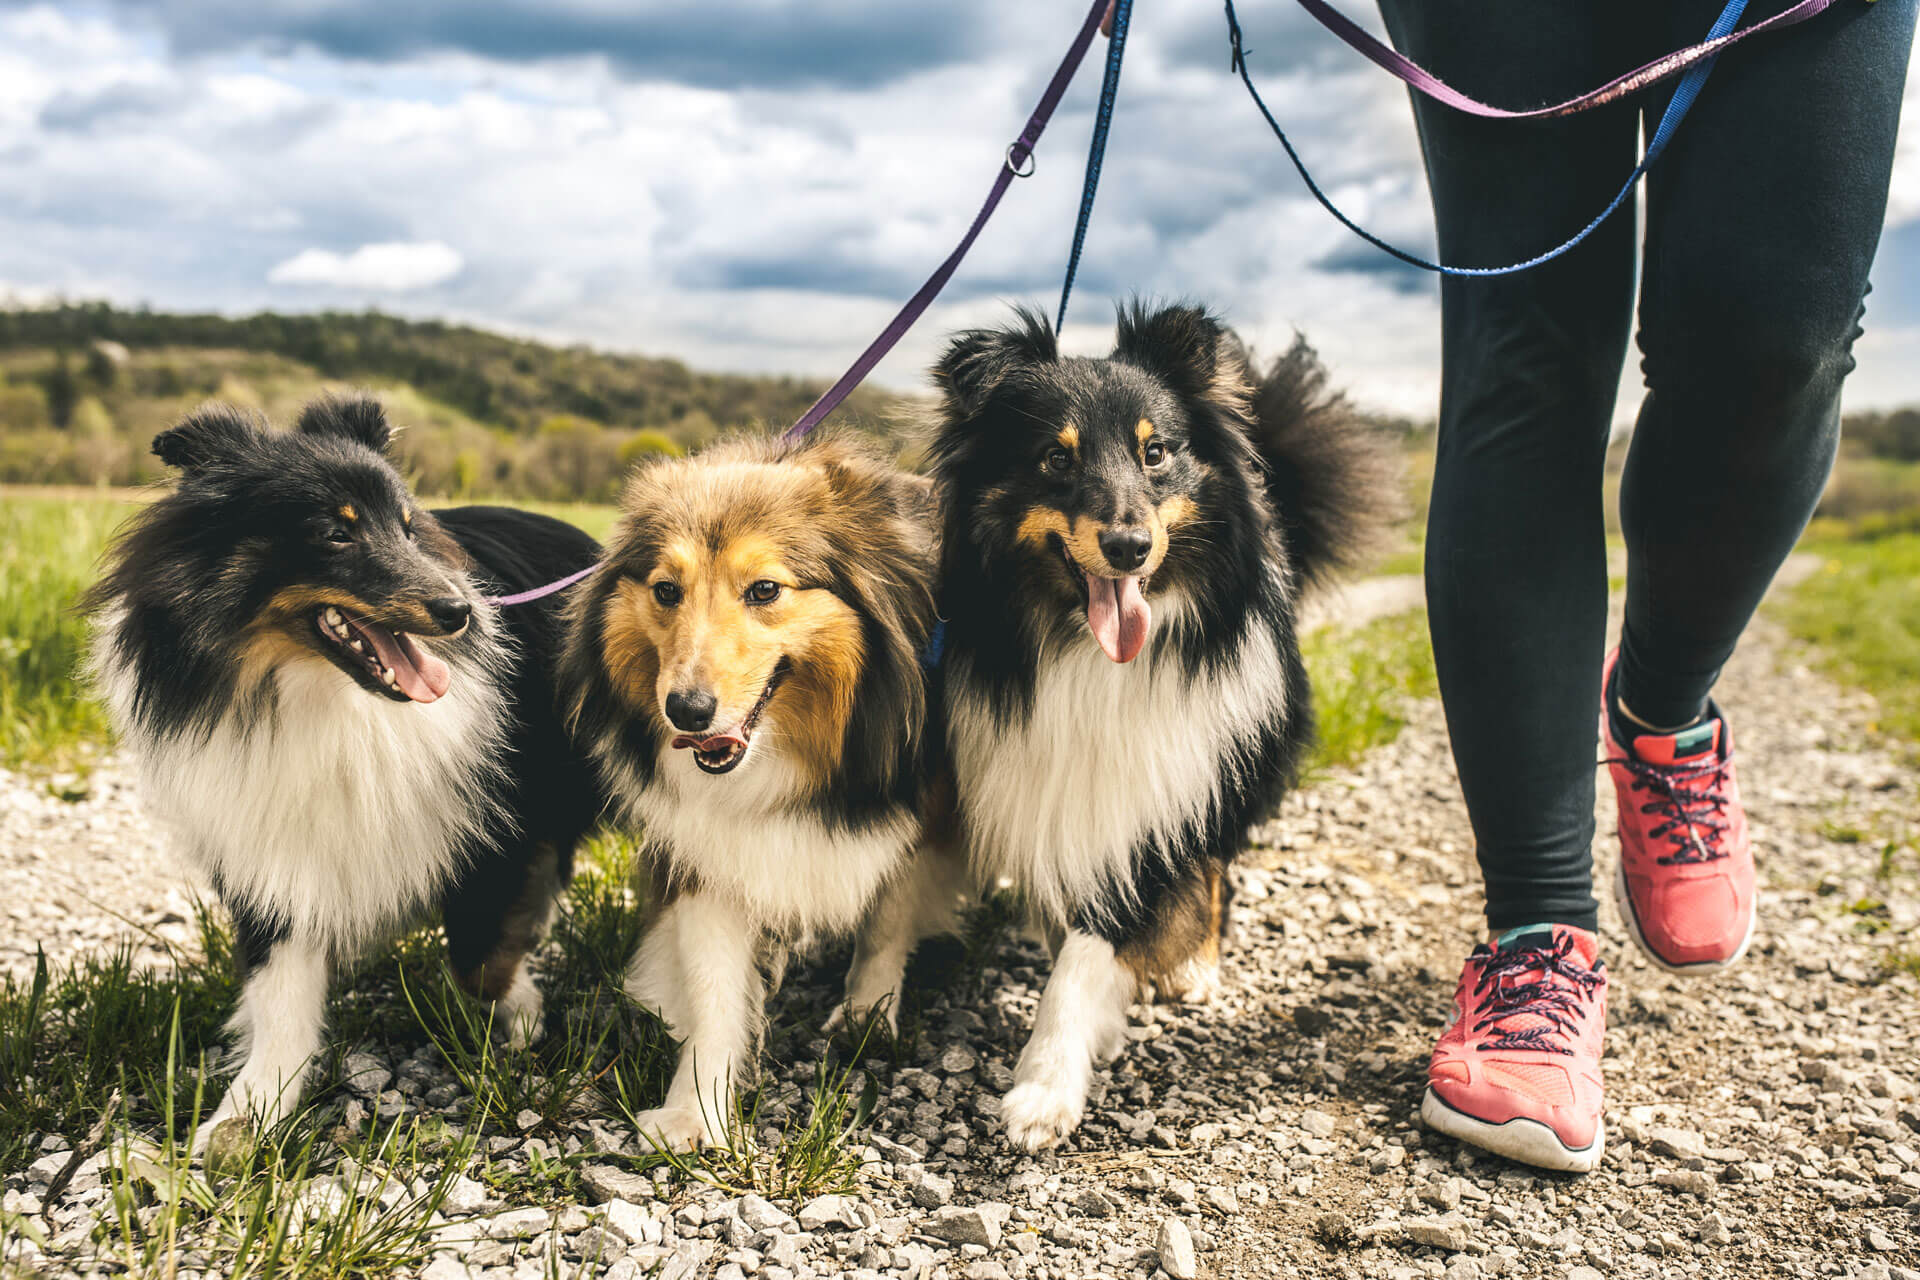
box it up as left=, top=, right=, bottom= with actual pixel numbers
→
left=947, top=617, right=1289, bottom=926
left=108, top=654, right=505, bottom=953
left=626, top=749, right=915, bottom=940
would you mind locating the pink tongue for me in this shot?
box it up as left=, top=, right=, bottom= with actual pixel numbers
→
left=671, top=733, right=747, bottom=753
left=1085, top=575, right=1151, bottom=663
left=364, top=626, right=451, bottom=703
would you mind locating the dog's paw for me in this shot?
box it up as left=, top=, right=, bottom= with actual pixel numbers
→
left=824, top=993, right=900, bottom=1041
left=1163, top=955, right=1222, bottom=1007
left=999, top=1080, right=1085, bottom=1152
left=497, top=977, right=546, bottom=1051
left=628, top=1106, right=715, bottom=1154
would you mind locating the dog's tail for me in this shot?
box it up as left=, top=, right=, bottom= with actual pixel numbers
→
left=1242, top=335, right=1402, bottom=594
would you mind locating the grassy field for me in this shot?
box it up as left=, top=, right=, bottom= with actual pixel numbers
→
left=1778, top=530, right=1920, bottom=744
left=0, top=494, right=128, bottom=771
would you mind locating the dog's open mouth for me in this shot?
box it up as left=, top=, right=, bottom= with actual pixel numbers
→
left=1057, top=542, right=1151, bottom=664
left=314, top=605, right=452, bottom=704
left=670, top=658, right=790, bottom=775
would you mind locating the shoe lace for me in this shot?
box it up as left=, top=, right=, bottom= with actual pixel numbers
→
left=1606, top=751, right=1731, bottom=865
left=1470, top=934, right=1604, bottom=1055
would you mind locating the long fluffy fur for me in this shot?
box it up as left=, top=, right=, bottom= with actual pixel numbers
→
left=87, top=395, right=604, bottom=1142
left=559, top=430, right=942, bottom=1151
left=857, top=303, right=1390, bottom=1151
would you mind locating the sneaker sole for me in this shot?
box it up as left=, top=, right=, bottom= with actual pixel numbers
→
left=1420, top=1087, right=1603, bottom=1174
left=1612, top=860, right=1756, bottom=976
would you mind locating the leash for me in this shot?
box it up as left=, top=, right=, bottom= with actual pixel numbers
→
left=780, top=0, right=1114, bottom=442
left=488, top=0, right=1114, bottom=607
left=1056, top=0, right=1134, bottom=331
left=1293, top=0, right=1844, bottom=121
left=1225, top=0, right=1764, bottom=276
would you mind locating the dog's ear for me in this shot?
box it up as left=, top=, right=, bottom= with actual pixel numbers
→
left=295, top=394, right=392, bottom=453
left=151, top=405, right=260, bottom=473
left=933, top=308, right=1058, bottom=416
left=1113, top=303, right=1232, bottom=399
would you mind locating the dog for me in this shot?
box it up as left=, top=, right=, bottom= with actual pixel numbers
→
left=87, top=395, right=605, bottom=1145
left=839, top=304, right=1392, bottom=1150
left=558, top=431, right=942, bottom=1152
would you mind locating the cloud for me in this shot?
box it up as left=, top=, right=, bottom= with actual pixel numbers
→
left=0, top=0, right=1914, bottom=422
left=267, top=241, right=465, bottom=291
left=38, top=0, right=999, bottom=91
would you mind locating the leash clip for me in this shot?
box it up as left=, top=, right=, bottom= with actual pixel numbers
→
left=1005, top=143, right=1037, bottom=178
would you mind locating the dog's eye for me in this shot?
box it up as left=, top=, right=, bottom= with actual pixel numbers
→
left=1042, top=447, right=1073, bottom=475
left=744, top=580, right=782, bottom=605
left=1144, top=440, right=1169, bottom=467
left=652, top=581, right=682, bottom=607
left=324, top=526, right=354, bottom=547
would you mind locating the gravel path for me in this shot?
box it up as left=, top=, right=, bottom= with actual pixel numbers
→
left=5, top=589, right=1918, bottom=1280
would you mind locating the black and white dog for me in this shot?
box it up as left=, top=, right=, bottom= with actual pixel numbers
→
left=841, top=305, right=1389, bottom=1150
left=87, top=396, right=605, bottom=1144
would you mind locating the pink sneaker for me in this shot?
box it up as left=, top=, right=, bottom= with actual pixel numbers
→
left=1602, top=651, right=1756, bottom=974
left=1422, top=926, right=1607, bottom=1173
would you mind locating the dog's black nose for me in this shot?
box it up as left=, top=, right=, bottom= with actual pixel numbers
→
left=1098, top=527, right=1154, bottom=572
left=425, top=596, right=472, bottom=634
left=665, top=689, right=718, bottom=733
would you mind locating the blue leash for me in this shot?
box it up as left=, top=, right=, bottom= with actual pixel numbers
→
left=1057, top=0, right=1134, bottom=328
left=1224, top=0, right=1750, bottom=276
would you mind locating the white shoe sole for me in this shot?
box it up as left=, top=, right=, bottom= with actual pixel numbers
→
left=1420, top=1087, right=1603, bottom=1174
left=1613, top=861, right=1756, bottom=977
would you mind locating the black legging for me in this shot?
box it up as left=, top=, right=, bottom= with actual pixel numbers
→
left=1374, top=0, right=1917, bottom=932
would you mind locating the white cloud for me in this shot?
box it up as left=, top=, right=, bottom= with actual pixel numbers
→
left=1889, top=67, right=1920, bottom=227
left=0, top=0, right=1914, bottom=420
left=267, top=241, right=465, bottom=291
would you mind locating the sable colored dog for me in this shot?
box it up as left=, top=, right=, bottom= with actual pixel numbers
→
left=840, top=304, right=1391, bottom=1150
left=87, top=396, right=605, bottom=1146
left=559, top=432, right=941, bottom=1152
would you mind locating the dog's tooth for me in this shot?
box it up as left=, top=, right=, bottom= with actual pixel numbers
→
left=349, top=639, right=364, bottom=652
left=324, top=607, right=342, bottom=627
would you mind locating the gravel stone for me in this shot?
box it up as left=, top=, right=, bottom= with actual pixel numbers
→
left=1157, top=1218, right=1199, bottom=1280
left=338, top=1053, right=391, bottom=1099
left=926, top=1204, right=1010, bottom=1249
left=581, top=1164, right=655, bottom=1205
left=479, top=1207, right=552, bottom=1240
left=797, top=1195, right=862, bottom=1232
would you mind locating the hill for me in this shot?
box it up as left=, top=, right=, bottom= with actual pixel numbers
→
left=0, top=303, right=898, bottom=501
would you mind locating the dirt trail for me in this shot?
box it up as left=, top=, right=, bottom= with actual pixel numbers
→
left=4, top=564, right=1915, bottom=1280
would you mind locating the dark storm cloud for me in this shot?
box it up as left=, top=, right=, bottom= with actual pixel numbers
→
left=83, top=0, right=993, bottom=89
left=1309, top=241, right=1437, bottom=295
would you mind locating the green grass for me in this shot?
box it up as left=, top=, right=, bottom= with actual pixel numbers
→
left=0, top=493, right=129, bottom=770
left=0, top=834, right=878, bottom=1275
left=1777, top=532, right=1920, bottom=742
left=1301, top=608, right=1439, bottom=771
left=500, top=500, right=620, bottom=544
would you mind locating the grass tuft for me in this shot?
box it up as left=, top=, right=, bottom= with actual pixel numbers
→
left=0, top=494, right=130, bottom=771
left=1301, top=608, right=1438, bottom=771
left=1778, top=533, right=1920, bottom=744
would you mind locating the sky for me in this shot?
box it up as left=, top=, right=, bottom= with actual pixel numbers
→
left=1, top=1, right=1916, bottom=421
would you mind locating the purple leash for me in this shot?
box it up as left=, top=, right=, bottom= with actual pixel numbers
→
left=1294, top=0, right=1845, bottom=119
left=781, top=0, right=1111, bottom=440
left=487, top=0, right=1113, bottom=607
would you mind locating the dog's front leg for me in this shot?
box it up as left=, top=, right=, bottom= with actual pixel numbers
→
left=832, top=841, right=966, bottom=1036
left=999, top=928, right=1136, bottom=1153
left=625, top=892, right=762, bottom=1153
left=195, top=935, right=331, bottom=1152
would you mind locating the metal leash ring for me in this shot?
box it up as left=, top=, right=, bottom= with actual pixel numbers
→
left=1005, top=144, right=1037, bottom=178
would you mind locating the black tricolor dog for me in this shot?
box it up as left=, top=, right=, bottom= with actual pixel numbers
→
left=841, top=304, right=1392, bottom=1150
left=87, top=395, right=605, bottom=1146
